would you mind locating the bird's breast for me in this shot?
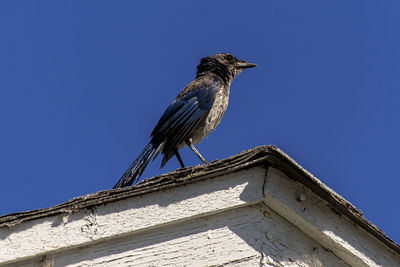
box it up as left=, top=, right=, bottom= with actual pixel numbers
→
left=191, top=85, right=230, bottom=144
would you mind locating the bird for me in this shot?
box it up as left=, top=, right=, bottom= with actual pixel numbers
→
left=113, top=53, right=256, bottom=188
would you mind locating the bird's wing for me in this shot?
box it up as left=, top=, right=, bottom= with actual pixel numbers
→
left=150, top=77, right=221, bottom=166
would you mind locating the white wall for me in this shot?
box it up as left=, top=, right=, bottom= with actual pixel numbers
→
left=1, top=167, right=399, bottom=266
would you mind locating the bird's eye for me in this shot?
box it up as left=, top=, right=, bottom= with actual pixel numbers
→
left=226, top=55, right=234, bottom=61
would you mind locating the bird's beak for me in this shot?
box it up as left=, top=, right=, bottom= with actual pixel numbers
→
left=236, top=60, right=257, bottom=69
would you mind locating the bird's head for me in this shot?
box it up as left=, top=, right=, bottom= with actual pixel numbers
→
left=196, top=53, right=256, bottom=83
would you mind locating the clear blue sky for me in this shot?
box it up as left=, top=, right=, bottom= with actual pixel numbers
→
left=1, top=1, right=399, bottom=243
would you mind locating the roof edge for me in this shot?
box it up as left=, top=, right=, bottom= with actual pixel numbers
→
left=1, top=145, right=399, bottom=255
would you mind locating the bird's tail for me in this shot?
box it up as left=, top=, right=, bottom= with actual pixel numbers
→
left=113, top=143, right=161, bottom=188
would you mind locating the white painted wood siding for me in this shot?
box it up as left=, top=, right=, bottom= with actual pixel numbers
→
left=1, top=167, right=399, bottom=266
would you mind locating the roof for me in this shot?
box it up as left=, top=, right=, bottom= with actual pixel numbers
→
left=1, top=145, right=399, bottom=255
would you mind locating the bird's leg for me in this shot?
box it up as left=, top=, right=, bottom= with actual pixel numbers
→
left=186, top=138, right=207, bottom=164
left=174, top=149, right=185, bottom=168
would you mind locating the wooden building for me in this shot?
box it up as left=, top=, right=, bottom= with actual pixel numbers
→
left=1, top=146, right=399, bottom=266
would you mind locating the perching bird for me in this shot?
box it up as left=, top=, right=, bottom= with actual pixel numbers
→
left=114, top=53, right=256, bottom=188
